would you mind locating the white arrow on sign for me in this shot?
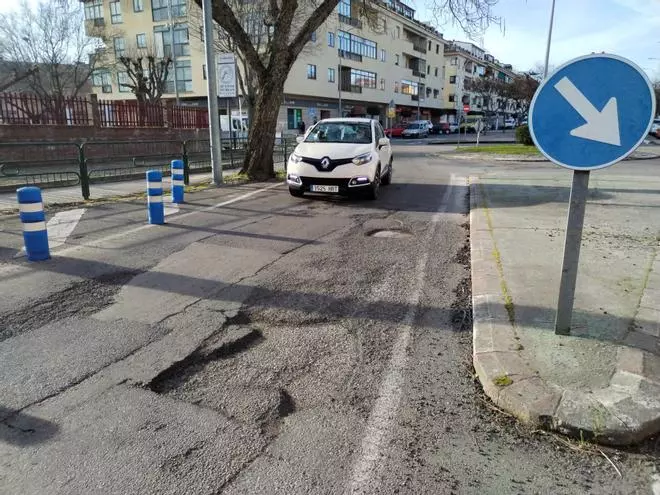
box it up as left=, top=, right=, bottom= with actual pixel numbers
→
left=554, top=76, right=621, bottom=146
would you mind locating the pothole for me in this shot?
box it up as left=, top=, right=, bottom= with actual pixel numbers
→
left=367, top=229, right=413, bottom=238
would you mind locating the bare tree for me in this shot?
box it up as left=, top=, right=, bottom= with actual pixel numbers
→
left=508, top=74, right=539, bottom=117
left=465, top=76, right=500, bottom=115
left=0, top=65, right=39, bottom=92
left=194, top=0, right=502, bottom=180
left=0, top=0, right=103, bottom=120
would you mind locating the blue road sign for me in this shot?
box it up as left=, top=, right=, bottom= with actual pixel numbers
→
left=529, top=54, right=656, bottom=170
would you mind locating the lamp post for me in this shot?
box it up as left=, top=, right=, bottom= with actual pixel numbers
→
left=167, top=0, right=180, bottom=104
left=543, top=0, right=557, bottom=79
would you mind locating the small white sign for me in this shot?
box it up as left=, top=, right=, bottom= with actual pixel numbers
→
left=217, top=53, right=237, bottom=98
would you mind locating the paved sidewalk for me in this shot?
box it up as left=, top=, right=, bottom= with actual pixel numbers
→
left=470, top=171, right=660, bottom=445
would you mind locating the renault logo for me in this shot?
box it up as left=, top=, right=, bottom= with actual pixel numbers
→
left=321, top=157, right=331, bottom=169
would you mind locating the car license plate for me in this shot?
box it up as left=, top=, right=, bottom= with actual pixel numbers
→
left=310, top=185, right=339, bottom=193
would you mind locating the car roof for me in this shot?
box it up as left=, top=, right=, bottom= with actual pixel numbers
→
left=318, top=118, right=374, bottom=124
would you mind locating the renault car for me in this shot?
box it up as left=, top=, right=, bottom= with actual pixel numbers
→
left=286, top=118, right=393, bottom=200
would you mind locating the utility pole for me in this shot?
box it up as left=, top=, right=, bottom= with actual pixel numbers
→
left=543, top=0, right=556, bottom=79
left=167, top=0, right=180, bottom=104
left=202, top=0, right=223, bottom=184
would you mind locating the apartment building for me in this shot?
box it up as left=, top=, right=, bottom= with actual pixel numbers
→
left=443, top=41, right=517, bottom=125
left=80, top=0, right=513, bottom=131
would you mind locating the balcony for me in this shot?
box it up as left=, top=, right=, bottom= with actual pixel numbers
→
left=412, top=70, right=426, bottom=79
left=340, top=83, right=362, bottom=93
left=338, top=49, right=362, bottom=63
left=339, top=14, right=362, bottom=29
left=412, top=42, right=427, bottom=54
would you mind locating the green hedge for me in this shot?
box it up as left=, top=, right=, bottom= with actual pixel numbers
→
left=515, top=124, right=534, bottom=146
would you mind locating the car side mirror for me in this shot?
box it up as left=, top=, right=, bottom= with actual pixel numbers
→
left=378, top=137, right=389, bottom=148
left=296, top=136, right=304, bottom=144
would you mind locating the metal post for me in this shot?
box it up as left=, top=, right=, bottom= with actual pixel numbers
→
left=543, top=0, right=557, bottom=79
left=555, top=170, right=590, bottom=335
left=227, top=99, right=234, bottom=168
left=416, top=71, right=421, bottom=120
left=167, top=0, right=180, bottom=104
left=201, top=0, right=223, bottom=184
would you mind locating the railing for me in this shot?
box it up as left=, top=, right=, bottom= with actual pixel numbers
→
left=0, top=92, right=209, bottom=129
left=340, top=84, right=363, bottom=94
left=412, top=43, right=427, bottom=54
left=338, top=14, right=362, bottom=29
left=412, top=70, right=426, bottom=79
left=0, top=136, right=298, bottom=199
left=338, top=49, right=363, bottom=63
left=0, top=93, right=92, bottom=126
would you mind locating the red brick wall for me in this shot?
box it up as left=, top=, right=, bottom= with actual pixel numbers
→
left=0, top=124, right=206, bottom=143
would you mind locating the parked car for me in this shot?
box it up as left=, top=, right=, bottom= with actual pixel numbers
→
left=649, top=118, right=660, bottom=135
left=402, top=122, right=429, bottom=138
left=408, top=120, right=434, bottom=134
left=286, top=118, right=393, bottom=200
left=384, top=123, right=406, bottom=138
left=504, top=119, right=516, bottom=129
left=436, top=122, right=457, bottom=134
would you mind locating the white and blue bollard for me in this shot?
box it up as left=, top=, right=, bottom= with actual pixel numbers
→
left=146, top=170, right=165, bottom=225
left=171, top=159, right=185, bottom=204
left=17, top=186, right=50, bottom=261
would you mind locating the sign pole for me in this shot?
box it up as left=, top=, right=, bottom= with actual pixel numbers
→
left=201, top=0, right=222, bottom=184
left=555, top=170, right=590, bottom=335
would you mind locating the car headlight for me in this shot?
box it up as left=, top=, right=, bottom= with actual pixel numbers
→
left=352, top=152, right=373, bottom=166
left=289, top=153, right=302, bottom=163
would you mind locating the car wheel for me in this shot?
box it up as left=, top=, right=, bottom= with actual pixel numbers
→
left=367, top=166, right=381, bottom=200
left=289, top=187, right=304, bottom=198
left=382, top=159, right=392, bottom=186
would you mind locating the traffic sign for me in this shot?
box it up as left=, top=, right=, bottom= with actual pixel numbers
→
left=463, top=104, right=470, bottom=112
left=530, top=54, right=655, bottom=170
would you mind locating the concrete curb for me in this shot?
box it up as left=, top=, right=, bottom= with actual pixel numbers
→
left=470, top=177, right=660, bottom=445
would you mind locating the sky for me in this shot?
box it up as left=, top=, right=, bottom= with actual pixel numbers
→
left=413, top=0, right=660, bottom=79
left=2, top=0, right=659, bottom=79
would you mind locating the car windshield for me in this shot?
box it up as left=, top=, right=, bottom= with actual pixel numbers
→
left=407, top=123, right=420, bottom=129
left=304, top=122, right=372, bottom=144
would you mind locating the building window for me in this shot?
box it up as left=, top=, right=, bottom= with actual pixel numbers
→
left=395, top=54, right=399, bottom=65
left=154, top=24, right=190, bottom=57
left=350, top=68, right=376, bottom=89
left=133, top=0, right=144, bottom=12
left=396, top=26, right=400, bottom=38
left=428, top=40, right=432, bottom=50
left=434, top=67, right=438, bottom=77
left=202, top=64, right=207, bottom=80
left=110, top=1, right=122, bottom=23
left=449, top=94, right=455, bottom=102
left=328, top=32, right=335, bottom=47
left=401, top=79, right=418, bottom=96
left=118, top=72, right=131, bottom=92
left=380, top=49, right=386, bottom=62
left=166, top=60, right=193, bottom=93
left=380, top=78, right=385, bottom=90
left=433, top=89, right=439, bottom=98
left=436, top=43, right=439, bottom=54
left=338, top=0, right=351, bottom=17
left=92, top=70, right=112, bottom=93
left=427, top=65, right=431, bottom=75
left=450, top=57, right=458, bottom=66
left=311, top=31, right=317, bottom=42
left=338, top=31, right=377, bottom=59
left=136, top=33, right=147, bottom=49
left=287, top=108, right=303, bottom=130
left=152, top=0, right=186, bottom=22
left=328, top=67, right=335, bottom=83
left=307, top=64, right=317, bottom=79
left=113, top=37, right=126, bottom=57
left=449, top=75, right=456, bottom=84
left=394, top=81, right=399, bottom=93
left=84, top=0, right=103, bottom=21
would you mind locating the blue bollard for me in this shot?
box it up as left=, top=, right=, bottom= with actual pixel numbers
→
left=17, top=186, right=50, bottom=261
left=146, top=170, right=165, bottom=225
left=171, top=159, right=185, bottom=204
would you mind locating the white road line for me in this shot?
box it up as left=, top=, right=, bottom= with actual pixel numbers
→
left=55, top=181, right=283, bottom=256
left=15, top=208, right=86, bottom=257
left=164, top=203, right=180, bottom=216
left=348, top=174, right=462, bottom=494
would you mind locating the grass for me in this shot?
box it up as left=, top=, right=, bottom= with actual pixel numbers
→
left=456, top=144, right=541, bottom=155
left=493, top=374, right=513, bottom=387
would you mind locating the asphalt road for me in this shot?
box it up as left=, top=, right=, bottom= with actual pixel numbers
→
left=0, top=145, right=659, bottom=494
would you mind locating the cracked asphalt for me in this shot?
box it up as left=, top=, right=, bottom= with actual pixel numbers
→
left=0, top=146, right=659, bottom=494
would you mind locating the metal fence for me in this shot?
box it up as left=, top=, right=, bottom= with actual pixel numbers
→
left=0, top=92, right=209, bottom=129
left=0, top=137, right=296, bottom=200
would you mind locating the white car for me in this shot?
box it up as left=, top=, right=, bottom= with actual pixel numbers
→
left=649, top=118, right=660, bottom=135
left=286, top=118, right=393, bottom=200
left=401, top=122, right=429, bottom=138
left=503, top=119, right=516, bottom=129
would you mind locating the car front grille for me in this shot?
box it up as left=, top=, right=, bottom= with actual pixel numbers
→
left=301, top=156, right=353, bottom=172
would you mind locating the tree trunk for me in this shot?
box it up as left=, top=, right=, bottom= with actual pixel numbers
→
left=241, top=77, right=285, bottom=180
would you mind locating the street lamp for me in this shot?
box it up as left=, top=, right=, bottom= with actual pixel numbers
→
left=542, top=0, right=557, bottom=79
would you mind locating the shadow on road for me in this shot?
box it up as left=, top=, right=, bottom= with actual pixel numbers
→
left=0, top=406, right=59, bottom=446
